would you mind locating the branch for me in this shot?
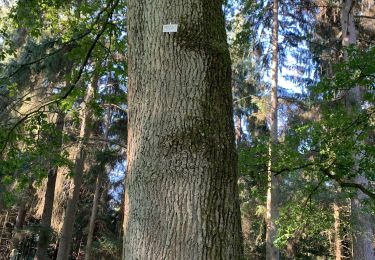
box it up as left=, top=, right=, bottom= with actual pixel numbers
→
left=302, top=177, right=325, bottom=208
left=278, top=95, right=307, bottom=109
left=84, top=137, right=126, bottom=149
left=273, top=162, right=315, bottom=176
left=322, top=168, right=375, bottom=199
left=355, top=15, right=375, bottom=20
left=102, top=103, right=128, bottom=113
left=271, top=158, right=375, bottom=199
left=0, top=0, right=120, bottom=154
left=0, top=30, right=91, bottom=81
left=0, top=0, right=114, bottom=81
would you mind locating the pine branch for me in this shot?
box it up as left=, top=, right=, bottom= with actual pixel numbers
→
left=0, top=0, right=121, bottom=154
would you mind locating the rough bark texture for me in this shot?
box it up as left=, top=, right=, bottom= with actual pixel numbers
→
left=56, top=80, right=96, bottom=260
left=265, top=0, right=280, bottom=259
left=36, top=112, right=65, bottom=260
left=341, top=1, right=374, bottom=259
left=123, top=0, right=244, bottom=259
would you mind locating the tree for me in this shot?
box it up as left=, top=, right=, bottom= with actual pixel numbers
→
left=123, top=0, right=243, bottom=258
left=36, top=112, right=65, bottom=259
left=341, top=1, right=374, bottom=259
left=265, top=0, right=280, bottom=259
left=56, top=75, right=96, bottom=260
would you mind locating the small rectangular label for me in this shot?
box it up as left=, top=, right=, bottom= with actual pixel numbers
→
left=163, top=24, right=178, bottom=33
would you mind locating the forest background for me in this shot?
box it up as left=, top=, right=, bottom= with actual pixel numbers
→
left=0, top=0, right=374, bottom=259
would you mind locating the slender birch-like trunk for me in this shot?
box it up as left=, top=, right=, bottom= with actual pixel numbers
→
left=123, top=0, right=243, bottom=258
left=266, top=0, right=280, bottom=259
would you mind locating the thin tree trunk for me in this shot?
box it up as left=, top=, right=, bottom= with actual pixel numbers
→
left=123, top=0, right=244, bottom=259
left=333, top=203, right=342, bottom=260
left=15, top=203, right=26, bottom=230
left=341, top=1, right=374, bottom=259
left=0, top=211, right=7, bottom=244
left=56, top=75, right=97, bottom=260
left=84, top=172, right=102, bottom=260
left=235, top=111, right=242, bottom=145
left=36, top=112, right=65, bottom=260
left=85, top=106, right=110, bottom=260
left=266, top=0, right=280, bottom=259
left=10, top=201, right=27, bottom=252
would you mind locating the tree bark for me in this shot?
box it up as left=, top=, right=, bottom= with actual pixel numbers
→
left=235, top=111, right=242, bottom=145
left=56, top=76, right=97, bottom=260
left=84, top=174, right=101, bottom=260
left=11, top=203, right=27, bottom=250
left=351, top=176, right=374, bottom=260
left=36, top=112, right=65, bottom=260
left=266, top=0, right=280, bottom=259
left=333, top=203, right=342, bottom=260
left=341, top=1, right=374, bottom=259
left=123, top=0, right=244, bottom=259
left=15, top=204, right=26, bottom=230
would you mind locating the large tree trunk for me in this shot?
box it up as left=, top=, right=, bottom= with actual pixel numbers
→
left=56, top=76, right=96, bottom=260
left=341, top=1, right=374, bottom=259
left=123, top=0, right=244, bottom=259
left=265, top=0, right=280, bottom=259
left=36, top=112, right=65, bottom=260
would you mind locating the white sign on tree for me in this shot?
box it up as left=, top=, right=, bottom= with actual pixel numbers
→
left=163, top=24, right=178, bottom=33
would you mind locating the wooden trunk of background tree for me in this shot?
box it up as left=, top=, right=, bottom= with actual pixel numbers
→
left=56, top=75, right=97, bottom=260
left=235, top=111, right=242, bottom=145
left=10, top=201, right=27, bottom=251
left=341, top=1, right=374, bottom=259
left=333, top=203, right=342, bottom=260
left=265, top=0, right=280, bottom=259
left=84, top=173, right=102, bottom=260
left=36, top=112, right=65, bottom=259
left=123, top=0, right=244, bottom=259
left=84, top=109, right=111, bottom=260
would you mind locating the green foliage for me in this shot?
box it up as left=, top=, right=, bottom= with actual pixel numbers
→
left=0, top=0, right=127, bottom=200
left=276, top=201, right=332, bottom=254
left=237, top=41, right=374, bottom=257
left=93, top=234, right=122, bottom=259
left=314, top=46, right=375, bottom=103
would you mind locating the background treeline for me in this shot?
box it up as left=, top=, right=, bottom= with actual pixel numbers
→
left=0, top=0, right=374, bottom=259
